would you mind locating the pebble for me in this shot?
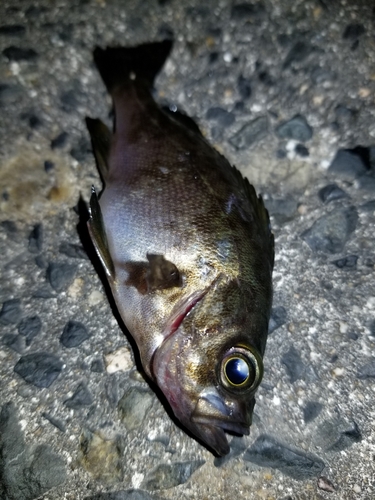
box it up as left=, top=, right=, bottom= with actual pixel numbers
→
left=60, top=89, right=80, bottom=113
left=266, top=197, right=298, bottom=224
left=243, top=434, right=325, bottom=480
left=318, top=183, right=348, bottom=204
left=20, top=110, right=42, bottom=129
left=357, top=174, right=375, bottom=193
left=42, top=412, right=66, bottom=432
left=229, top=115, right=268, bottom=149
left=50, top=131, right=69, bottom=149
left=105, top=375, right=120, bottom=406
left=60, top=320, right=91, bottom=348
left=283, top=41, right=314, bottom=70
left=316, top=417, right=362, bottom=451
left=295, top=143, right=309, bottom=157
left=64, top=383, right=93, bottom=409
left=1, top=220, right=17, bottom=234
left=311, top=67, right=333, bottom=84
left=342, top=23, right=366, bottom=41
left=268, top=306, right=287, bottom=334
left=2, top=333, right=25, bottom=353
left=206, top=107, right=235, bottom=128
left=231, top=3, right=266, bottom=20
left=303, top=401, right=323, bottom=423
left=317, top=476, right=336, bottom=492
left=105, top=346, right=133, bottom=374
left=59, top=241, right=88, bottom=259
left=117, top=387, right=154, bottom=431
left=33, top=286, right=56, bottom=299
left=0, top=24, right=26, bottom=36
left=0, top=82, right=23, bottom=105
left=237, top=74, right=252, bottom=100
left=300, top=206, right=358, bottom=253
left=275, top=115, right=313, bottom=142
left=28, top=223, right=43, bottom=253
left=281, top=346, right=305, bottom=383
left=14, top=352, right=63, bottom=388
left=47, top=262, right=77, bottom=292
left=44, top=160, right=55, bottom=172
left=0, top=298, right=22, bottom=324
left=90, top=358, right=105, bottom=373
left=369, top=319, right=375, bottom=337
left=70, top=136, right=92, bottom=162
left=0, top=402, right=66, bottom=498
left=357, top=360, right=375, bottom=379
left=331, top=254, right=358, bottom=269
left=141, top=460, right=205, bottom=490
left=2, top=45, right=38, bottom=61
left=79, top=429, right=123, bottom=483
left=334, top=104, right=357, bottom=126
left=328, top=148, right=367, bottom=179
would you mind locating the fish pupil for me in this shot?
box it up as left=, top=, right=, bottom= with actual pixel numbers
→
left=225, top=357, right=250, bottom=385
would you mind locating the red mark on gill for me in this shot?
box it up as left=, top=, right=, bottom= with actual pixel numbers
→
left=169, top=293, right=203, bottom=335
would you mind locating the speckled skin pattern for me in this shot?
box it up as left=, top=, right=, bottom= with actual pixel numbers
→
left=88, top=43, right=274, bottom=455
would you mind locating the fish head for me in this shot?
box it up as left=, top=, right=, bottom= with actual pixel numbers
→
left=152, top=279, right=268, bottom=456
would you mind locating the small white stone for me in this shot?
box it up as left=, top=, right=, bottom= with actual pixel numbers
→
left=332, top=367, right=345, bottom=377
left=131, top=472, right=144, bottom=489
left=88, top=290, right=104, bottom=306
left=105, top=346, right=133, bottom=374
left=353, top=484, right=361, bottom=493
left=68, top=278, right=83, bottom=299
left=339, top=321, right=348, bottom=334
left=223, top=52, right=232, bottom=63
left=286, top=139, right=297, bottom=152
left=19, top=419, right=28, bottom=431
left=273, top=395, right=281, bottom=406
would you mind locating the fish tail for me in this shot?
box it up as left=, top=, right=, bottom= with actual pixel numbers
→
left=93, top=40, right=173, bottom=92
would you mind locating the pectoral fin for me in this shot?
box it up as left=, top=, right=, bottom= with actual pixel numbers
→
left=124, top=254, right=182, bottom=294
left=146, top=254, right=182, bottom=291
left=86, top=117, right=111, bottom=181
left=88, top=186, right=115, bottom=280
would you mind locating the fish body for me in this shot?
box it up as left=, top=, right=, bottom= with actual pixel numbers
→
left=87, top=40, right=274, bottom=456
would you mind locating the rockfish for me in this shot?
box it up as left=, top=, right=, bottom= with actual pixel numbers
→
left=86, top=40, right=274, bottom=456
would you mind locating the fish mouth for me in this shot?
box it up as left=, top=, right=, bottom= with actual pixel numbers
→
left=190, top=388, right=252, bottom=456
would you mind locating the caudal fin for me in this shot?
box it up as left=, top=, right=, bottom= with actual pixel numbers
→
left=93, top=40, right=173, bottom=93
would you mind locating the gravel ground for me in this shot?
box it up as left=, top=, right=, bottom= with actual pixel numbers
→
left=0, top=1, right=375, bottom=499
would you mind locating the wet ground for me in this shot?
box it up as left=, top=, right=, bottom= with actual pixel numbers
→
left=0, top=1, right=374, bottom=499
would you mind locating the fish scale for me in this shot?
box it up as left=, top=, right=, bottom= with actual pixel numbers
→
left=86, top=39, right=274, bottom=456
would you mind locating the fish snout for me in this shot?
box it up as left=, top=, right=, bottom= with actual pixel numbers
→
left=190, top=388, right=254, bottom=455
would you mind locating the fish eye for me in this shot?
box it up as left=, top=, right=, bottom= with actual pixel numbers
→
left=220, top=346, right=263, bottom=392
left=224, top=356, right=251, bottom=386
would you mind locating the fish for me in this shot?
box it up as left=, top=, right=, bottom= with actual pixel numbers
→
left=86, top=40, right=274, bottom=456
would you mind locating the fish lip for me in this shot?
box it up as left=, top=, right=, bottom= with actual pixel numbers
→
left=192, top=415, right=250, bottom=436
left=190, top=387, right=252, bottom=452
left=195, top=423, right=230, bottom=457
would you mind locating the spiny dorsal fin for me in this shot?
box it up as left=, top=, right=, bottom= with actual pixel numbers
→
left=230, top=165, right=274, bottom=268
left=86, top=117, right=111, bottom=182
left=87, top=186, right=115, bottom=280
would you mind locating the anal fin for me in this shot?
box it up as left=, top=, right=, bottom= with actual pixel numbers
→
left=88, top=186, right=115, bottom=280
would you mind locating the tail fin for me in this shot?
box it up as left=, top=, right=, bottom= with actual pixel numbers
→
left=93, top=40, right=173, bottom=93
